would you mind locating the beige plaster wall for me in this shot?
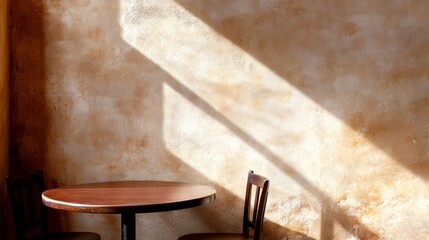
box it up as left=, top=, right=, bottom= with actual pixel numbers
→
left=9, top=0, right=429, bottom=239
left=0, top=0, right=9, bottom=238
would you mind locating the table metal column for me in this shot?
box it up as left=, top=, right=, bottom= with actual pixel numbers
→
left=121, top=212, right=136, bottom=240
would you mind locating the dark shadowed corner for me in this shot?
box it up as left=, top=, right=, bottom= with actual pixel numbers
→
left=7, top=0, right=61, bottom=236
left=0, top=0, right=10, bottom=239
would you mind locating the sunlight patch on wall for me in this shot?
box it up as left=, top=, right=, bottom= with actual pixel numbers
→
left=118, top=1, right=322, bottom=145
left=116, top=0, right=403, bottom=188
left=120, top=0, right=429, bottom=199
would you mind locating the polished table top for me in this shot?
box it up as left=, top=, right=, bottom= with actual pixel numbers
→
left=42, top=181, right=216, bottom=214
left=42, top=181, right=216, bottom=240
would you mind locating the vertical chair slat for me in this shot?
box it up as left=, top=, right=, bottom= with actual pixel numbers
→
left=17, top=188, right=26, bottom=226
left=27, top=185, right=35, bottom=225
left=252, top=186, right=260, bottom=224
left=242, top=170, right=253, bottom=236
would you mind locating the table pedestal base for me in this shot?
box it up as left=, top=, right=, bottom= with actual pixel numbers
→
left=121, top=212, right=136, bottom=240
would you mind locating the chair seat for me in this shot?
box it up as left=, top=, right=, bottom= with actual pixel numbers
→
left=29, top=232, right=101, bottom=240
left=179, top=233, right=253, bottom=240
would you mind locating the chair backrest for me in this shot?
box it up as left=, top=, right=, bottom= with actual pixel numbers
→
left=6, top=170, right=49, bottom=240
left=242, top=170, right=270, bottom=240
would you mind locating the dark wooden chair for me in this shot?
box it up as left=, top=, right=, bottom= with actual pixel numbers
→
left=179, top=170, right=270, bottom=240
left=6, top=170, right=101, bottom=240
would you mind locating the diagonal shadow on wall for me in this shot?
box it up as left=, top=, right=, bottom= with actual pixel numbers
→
left=173, top=0, right=429, bottom=182
left=159, top=63, right=379, bottom=239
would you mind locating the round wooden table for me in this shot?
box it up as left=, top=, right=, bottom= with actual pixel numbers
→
left=42, top=181, right=216, bottom=240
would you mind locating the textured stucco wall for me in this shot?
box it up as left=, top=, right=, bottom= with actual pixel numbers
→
left=9, top=0, right=429, bottom=239
left=0, top=0, right=9, bottom=238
